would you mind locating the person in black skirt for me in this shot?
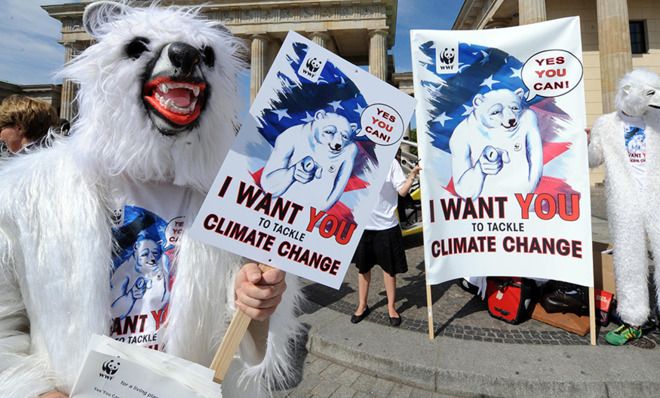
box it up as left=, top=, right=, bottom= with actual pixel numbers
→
left=351, top=158, right=421, bottom=326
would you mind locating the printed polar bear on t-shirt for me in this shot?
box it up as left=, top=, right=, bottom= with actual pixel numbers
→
left=261, top=110, right=358, bottom=211
left=449, top=88, right=543, bottom=199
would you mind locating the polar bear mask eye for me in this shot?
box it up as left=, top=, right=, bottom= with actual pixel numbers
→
left=201, top=45, right=215, bottom=68
left=125, top=37, right=151, bottom=59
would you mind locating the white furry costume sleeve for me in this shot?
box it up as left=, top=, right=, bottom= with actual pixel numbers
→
left=165, top=221, right=304, bottom=396
left=0, top=147, right=114, bottom=397
left=588, top=113, right=610, bottom=168
left=0, top=223, right=54, bottom=397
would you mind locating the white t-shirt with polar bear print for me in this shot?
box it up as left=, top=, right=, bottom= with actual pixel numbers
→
left=108, top=175, right=192, bottom=351
left=620, top=113, right=647, bottom=190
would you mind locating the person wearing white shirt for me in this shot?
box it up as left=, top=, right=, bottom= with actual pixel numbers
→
left=351, top=158, right=421, bottom=326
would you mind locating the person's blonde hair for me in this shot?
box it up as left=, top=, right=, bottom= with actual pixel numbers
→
left=0, top=95, right=59, bottom=141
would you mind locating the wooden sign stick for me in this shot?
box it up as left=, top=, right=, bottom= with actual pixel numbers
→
left=426, top=283, right=434, bottom=340
left=588, top=286, right=597, bottom=346
left=210, top=264, right=273, bottom=383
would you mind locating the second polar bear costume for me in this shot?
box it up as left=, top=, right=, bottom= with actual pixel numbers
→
left=0, top=2, right=301, bottom=397
left=589, top=69, right=660, bottom=342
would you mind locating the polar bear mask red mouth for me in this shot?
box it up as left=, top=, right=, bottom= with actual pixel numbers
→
left=143, top=76, right=206, bottom=126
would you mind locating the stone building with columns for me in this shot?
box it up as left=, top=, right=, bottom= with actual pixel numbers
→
left=0, top=81, right=62, bottom=115
left=42, top=0, right=398, bottom=122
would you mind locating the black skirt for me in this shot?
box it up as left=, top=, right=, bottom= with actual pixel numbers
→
left=353, top=225, right=408, bottom=276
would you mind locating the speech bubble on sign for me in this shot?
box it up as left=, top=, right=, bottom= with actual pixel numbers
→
left=357, top=104, right=404, bottom=146
left=522, top=49, right=583, bottom=101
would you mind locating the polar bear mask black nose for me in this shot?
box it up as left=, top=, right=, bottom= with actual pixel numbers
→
left=168, top=42, right=201, bottom=77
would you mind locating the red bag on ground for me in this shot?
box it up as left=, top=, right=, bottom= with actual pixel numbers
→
left=594, top=289, right=614, bottom=326
left=486, top=277, right=536, bottom=324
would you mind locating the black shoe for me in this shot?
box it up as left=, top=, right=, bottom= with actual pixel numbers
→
left=389, top=314, right=402, bottom=327
left=457, top=279, right=480, bottom=296
left=351, top=306, right=370, bottom=324
left=541, top=282, right=588, bottom=315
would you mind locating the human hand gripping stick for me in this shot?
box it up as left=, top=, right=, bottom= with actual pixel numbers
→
left=210, top=263, right=286, bottom=383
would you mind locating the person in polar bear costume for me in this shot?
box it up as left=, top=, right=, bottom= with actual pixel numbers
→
left=0, top=2, right=302, bottom=397
left=589, top=69, right=660, bottom=345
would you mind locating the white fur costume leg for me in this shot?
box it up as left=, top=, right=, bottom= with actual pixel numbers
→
left=608, top=191, right=649, bottom=326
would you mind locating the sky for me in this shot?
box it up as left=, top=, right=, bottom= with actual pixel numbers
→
left=0, top=0, right=463, bottom=84
left=0, top=0, right=80, bottom=85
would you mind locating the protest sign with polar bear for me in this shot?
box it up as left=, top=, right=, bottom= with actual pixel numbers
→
left=411, top=17, right=593, bottom=286
left=191, top=32, right=415, bottom=289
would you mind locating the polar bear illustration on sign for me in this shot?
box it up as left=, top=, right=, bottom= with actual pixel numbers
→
left=449, top=87, right=543, bottom=199
left=261, top=109, right=359, bottom=211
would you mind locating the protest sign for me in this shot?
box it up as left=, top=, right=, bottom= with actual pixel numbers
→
left=190, top=31, right=415, bottom=289
left=411, top=17, right=593, bottom=287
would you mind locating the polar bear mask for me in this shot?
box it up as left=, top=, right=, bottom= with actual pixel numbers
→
left=59, top=1, right=244, bottom=192
left=615, top=69, right=660, bottom=118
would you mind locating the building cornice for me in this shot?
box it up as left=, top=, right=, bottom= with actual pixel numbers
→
left=44, top=0, right=398, bottom=47
left=453, top=0, right=506, bottom=30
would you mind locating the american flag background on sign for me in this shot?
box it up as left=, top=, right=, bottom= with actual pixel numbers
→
left=250, top=42, right=380, bottom=224
left=417, top=41, right=580, bottom=201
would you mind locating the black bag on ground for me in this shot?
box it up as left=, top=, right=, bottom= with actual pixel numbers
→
left=486, top=277, right=536, bottom=324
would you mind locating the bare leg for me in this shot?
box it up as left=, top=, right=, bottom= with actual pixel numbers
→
left=356, top=270, right=371, bottom=315
left=383, top=271, right=399, bottom=318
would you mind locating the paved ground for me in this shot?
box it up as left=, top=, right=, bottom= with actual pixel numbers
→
left=273, top=351, right=456, bottom=398
left=271, top=185, right=660, bottom=397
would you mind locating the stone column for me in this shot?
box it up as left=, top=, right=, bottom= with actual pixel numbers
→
left=597, top=0, right=632, bottom=113
left=60, top=44, right=76, bottom=121
left=310, top=32, right=331, bottom=49
left=250, top=34, right=269, bottom=103
left=518, top=0, right=546, bottom=25
left=369, top=30, right=388, bottom=81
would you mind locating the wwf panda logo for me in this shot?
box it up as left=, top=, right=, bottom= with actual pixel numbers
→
left=439, top=47, right=455, bottom=65
left=306, top=57, right=322, bottom=73
left=102, top=359, right=120, bottom=376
